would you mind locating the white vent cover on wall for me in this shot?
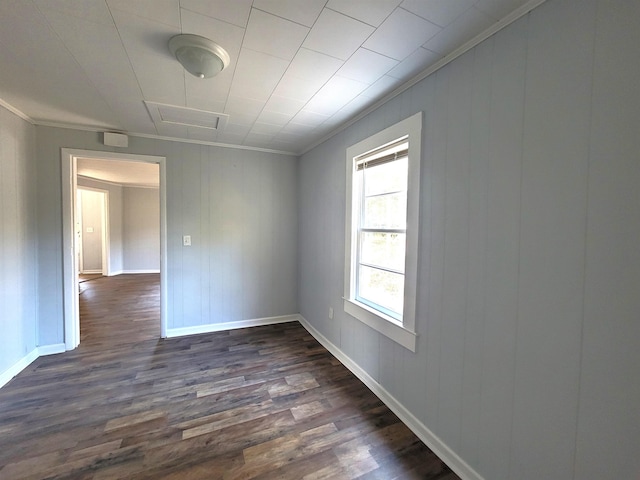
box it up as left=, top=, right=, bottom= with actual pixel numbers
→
left=144, top=101, right=229, bottom=132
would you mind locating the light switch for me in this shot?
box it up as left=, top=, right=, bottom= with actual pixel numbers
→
left=183, top=235, right=191, bottom=246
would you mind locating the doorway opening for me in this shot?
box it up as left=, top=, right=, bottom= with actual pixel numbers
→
left=77, top=187, right=109, bottom=278
left=62, top=149, right=168, bottom=350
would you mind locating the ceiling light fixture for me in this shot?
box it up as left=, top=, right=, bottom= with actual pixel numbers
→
left=169, top=34, right=230, bottom=79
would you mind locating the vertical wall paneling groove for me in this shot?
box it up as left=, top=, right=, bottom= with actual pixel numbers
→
left=438, top=49, right=473, bottom=452
left=574, top=0, right=640, bottom=477
left=476, top=19, right=526, bottom=480
left=460, top=37, right=493, bottom=467
left=510, top=2, right=595, bottom=478
left=423, top=65, right=450, bottom=431
left=0, top=105, right=37, bottom=385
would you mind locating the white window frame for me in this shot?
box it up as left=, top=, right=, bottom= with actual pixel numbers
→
left=344, top=112, right=422, bottom=352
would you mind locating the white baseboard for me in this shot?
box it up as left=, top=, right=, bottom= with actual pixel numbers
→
left=0, top=348, right=39, bottom=389
left=122, top=269, right=160, bottom=274
left=297, top=315, right=484, bottom=480
left=166, top=314, right=299, bottom=338
left=81, top=269, right=102, bottom=274
left=38, top=343, right=66, bottom=356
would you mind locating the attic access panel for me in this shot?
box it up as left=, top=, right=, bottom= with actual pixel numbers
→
left=144, top=101, right=229, bottom=132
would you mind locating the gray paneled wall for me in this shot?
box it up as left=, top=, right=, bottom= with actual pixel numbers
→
left=298, top=0, right=640, bottom=479
left=77, top=176, right=124, bottom=274
left=0, top=105, right=37, bottom=378
left=35, top=128, right=298, bottom=341
left=123, top=186, right=159, bottom=272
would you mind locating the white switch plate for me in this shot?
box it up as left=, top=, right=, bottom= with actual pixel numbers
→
left=183, top=235, right=191, bottom=246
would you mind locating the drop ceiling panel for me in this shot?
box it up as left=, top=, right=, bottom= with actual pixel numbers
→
left=364, top=8, right=441, bottom=60
left=423, top=6, right=495, bottom=54
left=475, top=0, right=531, bottom=19
left=109, top=9, right=183, bottom=106
left=33, top=0, right=115, bottom=26
left=387, top=47, right=441, bottom=79
left=106, top=0, right=180, bottom=28
left=252, top=0, right=326, bottom=27
left=179, top=0, right=252, bottom=28
left=256, top=110, right=293, bottom=127
left=302, top=9, right=375, bottom=61
left=263, top=95, right=305, bottom=116
left=179, top=7, right=245, bottom=61
left=273, top=74, right=326, bottom=103
left=286, top=48, right=343, bottom=81
left=326, top=0, right=402, bottom=27
left=304, top=76, right=370, bottom=116
left=37, top=9, right=141, bottom=100
left=229, top=49, right=289, bottom=102
left=401, top=0, right=476, bottom=27
left=243, top=9, right=309, bottom=61
left=337, top=48, right=399, bottom=84
left=0, top=0, right=543, bottom=154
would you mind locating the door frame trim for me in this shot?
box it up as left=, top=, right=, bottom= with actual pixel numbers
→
left=61, top=149, right=167, bottom=349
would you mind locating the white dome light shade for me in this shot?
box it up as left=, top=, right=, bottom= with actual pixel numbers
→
left=169, top=34, right=230, bottom=79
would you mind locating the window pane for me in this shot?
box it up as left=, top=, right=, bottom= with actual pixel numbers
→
left=360, top=232, right=405, bottom=272
left=364, top=157, right=408, bottom=196
left=363, top=192, right=407, bottom=229
left=358, top=265, right=404, bottom=316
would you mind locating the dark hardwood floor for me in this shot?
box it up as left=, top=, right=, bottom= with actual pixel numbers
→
left=0, top=274, right=460, bottom=479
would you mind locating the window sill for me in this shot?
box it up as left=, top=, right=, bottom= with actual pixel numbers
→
left=343, top=298, right=417, bottom=352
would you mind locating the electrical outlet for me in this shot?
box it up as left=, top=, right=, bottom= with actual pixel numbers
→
left=329, top=307, right=334, bottom=319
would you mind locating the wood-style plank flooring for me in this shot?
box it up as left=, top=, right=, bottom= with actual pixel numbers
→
left=0, top=274, right=460, bottom=479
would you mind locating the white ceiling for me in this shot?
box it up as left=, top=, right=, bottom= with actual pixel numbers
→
left=78, top=157, right=159, bottom=187
left=0, top=0, right=538, bottom=155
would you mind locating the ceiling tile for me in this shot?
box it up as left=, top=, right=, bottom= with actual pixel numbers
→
left=364, top=7, right=441, bottom=60
left=228, top=49, right=289, bottom=102
left=109, top=9, right=184, bottom=105
left=244, top=131, right=274, bottom=147
left=250, top=122, right=283, bottom=135
left=107, top=0, right=180, bottom=28
left=179, top=0, right=252, bottom=27
left=302, top=9, right=375, bottom=61
left=291, top=110, right=330, bottom=127
left=337, top=48, right=399, bottom=84
left=34, top=0, right=114, bottom=26
left=223, top=123, right=252, bottom=136
left=273, top=75, right=324, bottom=103
left=251, top=0, right=326, bottom=27
left=286, top=48, right=344, bottom=81
left=475, top=0, right=530, bottom=20
left=423, top=6, right=495, bottom=55
left=243, top=9, right=309, bottom=61
left=387, top=47, right=441, bottom=79
left=263, top=95, right=305, bottom=117
left=179, top=8, right=245, bottom=62
left=326, top=0, right=402, bottom=27
left=304, top=76, right=370, bottom=116
left=256, top=110, right=292, bottom=127
left=224, top=96, right=265, bottom=117
left=360, top=75, right=405, bottom=99
left=401, top=0, right=476, bottom=27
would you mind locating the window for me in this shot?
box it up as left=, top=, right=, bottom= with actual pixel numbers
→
left=344, top=113, right=422, bottom=352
